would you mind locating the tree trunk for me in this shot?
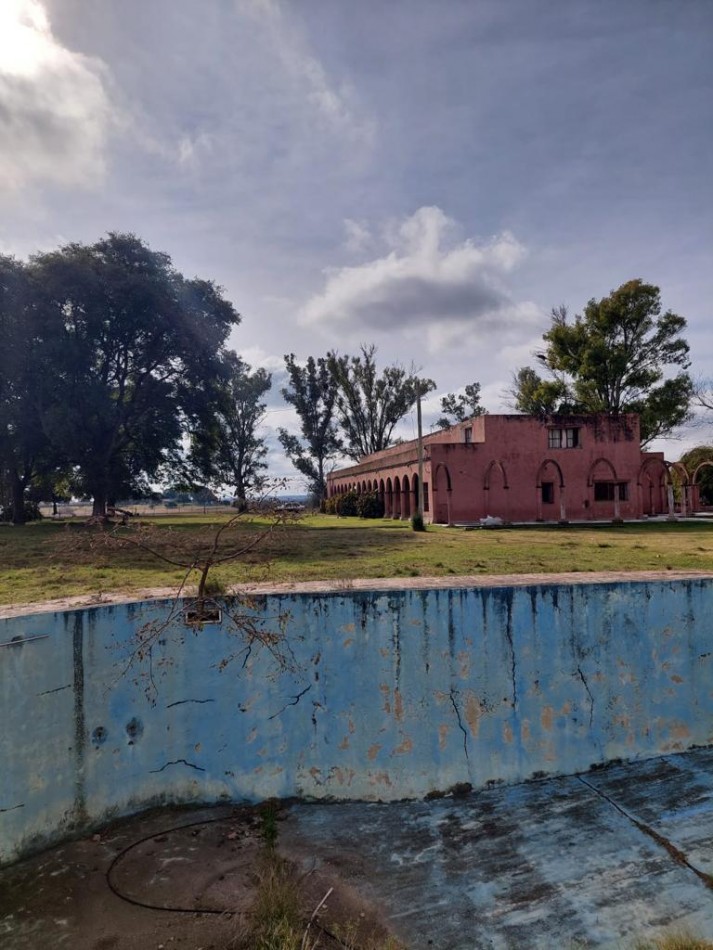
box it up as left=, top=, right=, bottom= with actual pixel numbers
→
left=92, top=492, right=107, bottom=519
left=234, top=474, right=247, bottom=511
left=11, top=472, right=26, bottom=525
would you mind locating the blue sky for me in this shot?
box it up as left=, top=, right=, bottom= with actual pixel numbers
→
left=2, top=0, right=712, bottom=487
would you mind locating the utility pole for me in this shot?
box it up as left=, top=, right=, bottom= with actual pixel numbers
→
left=417, top=389, right=424, bottom=519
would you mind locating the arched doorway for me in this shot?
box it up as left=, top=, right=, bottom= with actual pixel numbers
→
left=385, top=478, right=393, bottom=518
left=536, top=458, right=566, bottom=522
left=483, top=460, right=509, bottom=522
left=411, top=474, right=420, bottom=518
left=432, top=463, right=452, bottom=525
left=668, top=461, right=690, bottom=515
left=691, top=461, right=713, bottom=512
left=401, top=475, right=411, bottom=520
left=587, top=458, right=622, bottom=520
left=638, top=458, right=669, bottom=517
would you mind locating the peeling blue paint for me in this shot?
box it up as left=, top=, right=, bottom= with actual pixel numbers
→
left=2, top=580, right=713, bottom=865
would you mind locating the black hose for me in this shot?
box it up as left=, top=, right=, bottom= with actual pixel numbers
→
left=104, top=809, right=360, bottom=947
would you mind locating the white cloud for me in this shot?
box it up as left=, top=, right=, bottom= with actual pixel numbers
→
left=236, top=345, right=287, bottom=376
left=243, top=0, right=374, bottom=148
left=0, top=0, right=114, bottom=193
left=300, top=206, right=532, bottom=343
left=343, top=218, right=372, bottom=254
left=177, top=131, right=214, bottom=168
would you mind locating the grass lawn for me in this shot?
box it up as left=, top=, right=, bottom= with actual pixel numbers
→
left=2, top=513, right=713, bottom=607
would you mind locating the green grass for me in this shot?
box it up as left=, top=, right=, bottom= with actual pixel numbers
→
left=633, top=934, right=713, bottom=949
left=2, top=514, right=713, bottom=606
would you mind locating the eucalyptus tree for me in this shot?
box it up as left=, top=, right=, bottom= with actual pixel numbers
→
left=189, top=352, right=271, bottom=510
left=327, top=344, right=435, bottom=461
left=278, top=354, right=342, bottom=501
left=436, top=381, right=486, bottom=430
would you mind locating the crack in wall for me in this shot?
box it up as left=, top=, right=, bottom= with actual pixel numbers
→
left=449, top=688, right=469, bottom=761
left=577, top=775, right=713, bottom=891
left=0, top=634, right=48, bottom=648
left=268, top=684, right=312, bottom=720
left=0, top=803, right=24, bottom=813
left=576, top=666, right=595, bottom=728
left=37, top=684, right=71, bottom=696
left=165, top=698, right=216, bottom=709
left=149, top=759, right=205, bottom=773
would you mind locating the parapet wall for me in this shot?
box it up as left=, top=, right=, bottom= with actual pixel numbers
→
left=2, top=579, right=713, bottom=865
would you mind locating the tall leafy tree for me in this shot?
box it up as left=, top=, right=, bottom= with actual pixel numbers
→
left=189, top=352, right=271, bottom=510
left=512, top=280, right=693, bottom=445
left=509, top=366, right=571, bottom=417
left=278, top=354, right=341, bottom=501
left=436, top=381, right=486, bottom=429
left=0, top=255, right=59, bottom=523
left=33, top=233, right=240, bottom=517
left=327, top=344, right=436, bottom=461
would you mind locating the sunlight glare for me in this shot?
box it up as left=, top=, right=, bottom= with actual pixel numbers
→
left=0, top=0, right=52, bottom=78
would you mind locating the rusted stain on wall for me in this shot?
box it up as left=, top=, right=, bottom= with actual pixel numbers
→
left=464, top=693, right=481, bottom=738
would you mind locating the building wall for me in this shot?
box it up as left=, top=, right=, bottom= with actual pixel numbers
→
left=2, top=578, right=712, bottom=865
left=328, top=414, right=670, bottom=523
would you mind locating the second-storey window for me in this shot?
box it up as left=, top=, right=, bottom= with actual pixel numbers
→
left=548, top=427, right=580, bottom=449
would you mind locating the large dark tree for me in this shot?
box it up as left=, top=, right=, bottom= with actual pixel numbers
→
left=436, top=381, right=486, bottom=430
left=189, top=352, right=271, bottom=510
left=512, top=280, right=693, bottom=445
left=278, top=354, right=341, bottom=501
left=327, top=344, right=435, bottom=461
left=0, top=255, right=59, bottom=523
left=32, top=233, right=240, bottom=517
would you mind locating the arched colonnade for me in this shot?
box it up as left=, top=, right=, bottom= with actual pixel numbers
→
left=328, top=456, right=709, bottom=523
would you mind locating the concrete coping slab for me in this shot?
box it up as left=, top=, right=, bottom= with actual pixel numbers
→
left=2, top=570, right=713, bottom=620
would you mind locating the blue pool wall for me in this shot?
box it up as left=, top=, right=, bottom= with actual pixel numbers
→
left=2, top=578, right=712, bottom=864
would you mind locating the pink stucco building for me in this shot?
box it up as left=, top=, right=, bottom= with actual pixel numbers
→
left=326, top=414, right=682, bottom=524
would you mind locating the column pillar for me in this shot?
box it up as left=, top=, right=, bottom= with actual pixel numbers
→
left=667, top=484, right=676, bottom=520
left=559, top=485, right=568, bottom=523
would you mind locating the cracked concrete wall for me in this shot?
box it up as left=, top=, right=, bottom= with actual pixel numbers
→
left=2, top=579, right=713, bottom=864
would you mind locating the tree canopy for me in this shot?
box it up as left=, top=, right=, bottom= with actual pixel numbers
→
left=436, top=381, right=485, bottom=430
left=327, top=345, right=435, bottom=462
left=189, top=352, right=271, bottom=509
left=278, top=354, right=342, bottom=501
left=1, top=233, right=241, bottom=520
left=512, top=280, right=693, bottom=445
left=0, top=255, right=60, bottom=523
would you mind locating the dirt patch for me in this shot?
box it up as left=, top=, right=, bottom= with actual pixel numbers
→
left=0, top=803, right=400, bottom=950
